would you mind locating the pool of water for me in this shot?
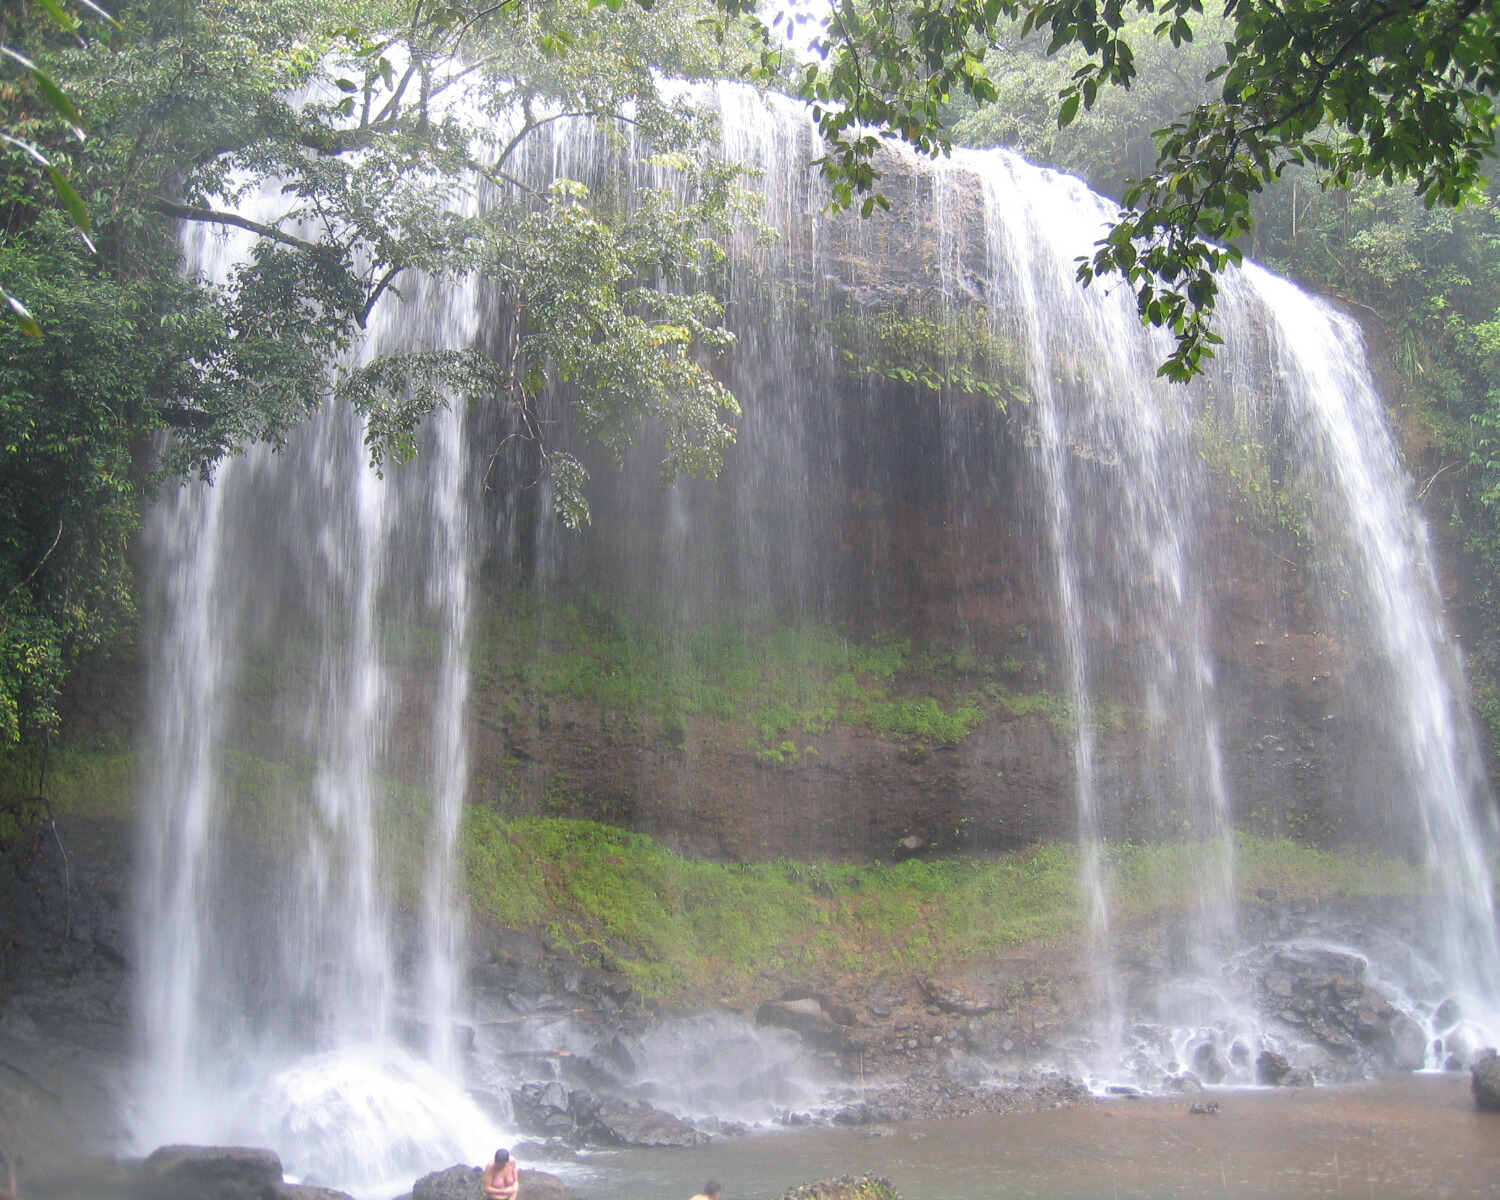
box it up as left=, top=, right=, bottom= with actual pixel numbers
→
left=536, top=1075, right=1498, bottom=1200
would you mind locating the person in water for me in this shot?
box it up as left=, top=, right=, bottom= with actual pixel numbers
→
left=482, top=1149, right=519, bottom=1200
left=688, top=1181, right=722, bottom=1200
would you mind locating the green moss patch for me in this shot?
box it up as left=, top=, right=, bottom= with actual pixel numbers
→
left=464, top=813, right=1436, bottom=1000
left=472, top=594, right=1089, bottom=752
left=0, top=741, right=134, bottom=838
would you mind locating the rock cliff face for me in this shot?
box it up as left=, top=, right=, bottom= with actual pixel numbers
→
left=37, top=145, right=1491, bottom=868
left=450, top=138, right=1490, bottom=863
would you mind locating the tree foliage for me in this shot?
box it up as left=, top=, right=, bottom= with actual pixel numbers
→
left=0, top=0, right=762, bottom=744
left=780, top=0, right=1500, bottom=378
left=946, top=4, right=1500, bottom=756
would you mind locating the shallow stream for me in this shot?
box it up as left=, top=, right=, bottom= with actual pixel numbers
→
left=547, top=1077, right=1498, bottom=1200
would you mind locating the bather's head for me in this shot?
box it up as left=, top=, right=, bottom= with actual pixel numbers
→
left=494, top=1150, right=511, bottom=1166
left=703, top=1182, right=721, bottom=1199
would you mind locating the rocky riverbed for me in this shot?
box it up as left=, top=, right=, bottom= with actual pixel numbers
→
left=2, top=816, right=1496, bottom=1193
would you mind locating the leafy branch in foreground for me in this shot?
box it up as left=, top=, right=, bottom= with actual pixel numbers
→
left=0, top=0, right=117, bottom=335
left=771, top=0, right=1500, bottom=378
left=0, top=0, right=760, bottom=743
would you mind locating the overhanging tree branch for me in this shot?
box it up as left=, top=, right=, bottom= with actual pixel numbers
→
left=156, top=198, right=319, bottom=251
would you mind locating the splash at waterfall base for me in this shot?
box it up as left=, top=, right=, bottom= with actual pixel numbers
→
left=0, top=803, right=1492, bottom=1193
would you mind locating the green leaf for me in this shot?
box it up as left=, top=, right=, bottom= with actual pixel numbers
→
left=1, top=47, right=85, bottom=138
left=1058, top=92, right=1081, bottom=128
left=46, top=165, right=93, bottom=236
left=1, top=285, right=42, bottom=338
left=0, top=132, right=49, bottom=167
left=35, top=0, right=82, bottom=33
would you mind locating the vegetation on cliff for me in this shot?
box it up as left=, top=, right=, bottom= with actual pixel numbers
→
left=476, top=595, right=1002, bottom=755
left=464, top=811, right=1429, bottom=997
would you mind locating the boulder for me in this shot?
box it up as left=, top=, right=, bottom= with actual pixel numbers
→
left=1256, top=1050, right=1292, bottom=1086
left=273, top=1187, right=357, bottom=1200
left=756, top=998, right=853, bottom=1051
left=917, top=975, right=1000, bottom=1016
left=518, top=1170, right=569, bottom=1200
left=134, top=1145, right=284, bottom=1200
left=511, top=1082, right=579, bottom=1135
left=778, top=1176, right=900, bottom=1200
left=1471, top=1048, right=1500, bottom=1112
left=1387, top=1014, right=1428, bottom=1071
left=409, top=1165, right=565, bottom=1200
left=412, top=1165, right=482, bottom=1200
left=782, top=989, right=859, bottom=1026
left=591, top=1099, right=706, bottom=1147
left=1191, top=1043, right=1227, bottom=1085
left=758, top=997, right=837, bottom=1035
left=941, top=1054, right=990, bottom=1085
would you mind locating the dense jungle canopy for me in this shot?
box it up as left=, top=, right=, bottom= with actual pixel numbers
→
left=3, top=0, right=1500, bottom=765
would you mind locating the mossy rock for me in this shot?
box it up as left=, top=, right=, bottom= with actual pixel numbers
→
left=778, top=1175, right=901, bottom=1200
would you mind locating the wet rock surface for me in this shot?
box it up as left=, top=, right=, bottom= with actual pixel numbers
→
left=1229, top=943, right=1425, bottom=1080
left=777, top=1176, right=900, bottom=1200
left=509, top=1079, right=706, bottom=1147
left=1471, top=1048, right=1500, bottom=1111
left=130, top=1146, right=305, bottom=1200
left=0, top=817, right=132, bottom=1181
left=830, top=1070, right=1092, bottom=1124
left=413, top=1165, right=483, bottom=1200
left=411, top=1165, right=568, bottom=1200
left=591, top=1100, right=707, bottom=1147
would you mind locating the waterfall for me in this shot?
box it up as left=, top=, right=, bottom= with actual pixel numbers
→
left=134, top=81, right=1499, bottom=1188
left=135, top=220, right=500, bottom=1191
left=1241, top=267, right=1500, bottom=1021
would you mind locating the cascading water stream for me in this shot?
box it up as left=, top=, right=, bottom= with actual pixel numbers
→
left=959, top=148, right=1241, bottom=1074
left=135, top=207, right=500, bottom=1191
left=134, top=80, right=1499, bottom=1193
left=1240, top=267, right=1500, bottom=1032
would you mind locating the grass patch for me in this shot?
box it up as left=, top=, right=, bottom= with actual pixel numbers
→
left=464, top=811, right=1082, bottom=995
left=473, top=594, right=1083, bottom=750
left=463, top=816, right=1440, bottom=999
left=0, top=740, right=134, bottom=838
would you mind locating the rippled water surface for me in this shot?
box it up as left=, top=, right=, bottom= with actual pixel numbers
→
left=545, top=1076, right=1499, bottom=1200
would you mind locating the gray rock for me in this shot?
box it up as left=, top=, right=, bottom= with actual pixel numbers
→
left=1471, top=1048, right=1500, bottom=1112
left=592, top=1099, right=706, bottom=1147
left=518, top=1170, right=569, bottom=1200
left=781, top=990, right=858, bottom=1026
left=273, top=1186, right=358, bottom=1200
left=941, top=1054, right=990, bottom=1085
left=594, top=1032, right=645, bottom=1077
left=412, top=1165, right=482, bottom=1200
left=1387, top=1014, right=1428, bottom=1071
left=756, top=998, right=853, bottom=1052
left=1162, top=1072, right=1204, bottom=1094
left=1434, top=998, right=1462, bottom=1031
left=134, top=1145, right=284, bottom=1200
left=758, top=998, right=836, bottom=1035
left=1256, top=1050, right=1292, bottom=1085
left=1191, top=1043, right=1227, bottom=1085
left=917, top=975, right=1000, bottom=1016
